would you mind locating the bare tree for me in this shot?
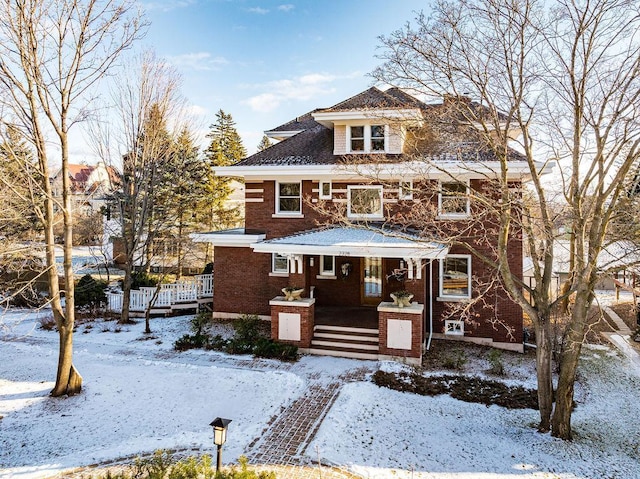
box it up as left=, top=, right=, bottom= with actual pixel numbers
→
left=371, top=0, right=640, bottom=439
left=89, top=51, right=189, bottom=325
left=0, top=0, right=145, bottom=396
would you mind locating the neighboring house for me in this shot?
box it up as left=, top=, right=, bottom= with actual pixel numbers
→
left=194, top=87, right=535, bottom=363
left=523, top=240, right=640, bottom=294
left=50, top=161, right=118, bottom=214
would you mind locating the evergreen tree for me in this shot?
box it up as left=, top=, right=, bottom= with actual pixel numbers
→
left=257, top=134, right=272, bottom=152
left=204, top=110, right=247, bottom=231
left=0, top=125, right=42, bottom=239
left=164, top=127, right=208, bottom=277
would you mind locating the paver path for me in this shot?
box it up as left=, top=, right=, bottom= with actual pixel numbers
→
left=245, top=366, right=374, bottom=479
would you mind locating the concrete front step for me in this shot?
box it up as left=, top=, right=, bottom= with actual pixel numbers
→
left=313, top=331, right=379, bottom=342
left=314, top=325, right=379, bottom=335
left=307, top=347, right=379, bottom=361
left=312, top=339, right=379, bottom=351
left=311, top=324, right=380, bottom=359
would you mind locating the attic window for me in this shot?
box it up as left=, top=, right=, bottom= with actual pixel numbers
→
left=348, top=125, right=387, bottom=153
left=350, top=126, right=365, bottom=151
left=371, top=125, right=385, bottom=151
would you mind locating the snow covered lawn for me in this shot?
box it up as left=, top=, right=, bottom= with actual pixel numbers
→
left=2, top=307, right=640, bottom=479
left=0, top=311, right=303, bottom=479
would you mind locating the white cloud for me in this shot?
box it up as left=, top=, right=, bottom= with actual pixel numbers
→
left=247, top=6, right=269, bottom=14
left=166, top=52, right=229, bottom=71
left=278, top=4, right=294, bottom=12
left=245, top=93, right=281, bottom=113
left=243, top=73, right=342, bottom=112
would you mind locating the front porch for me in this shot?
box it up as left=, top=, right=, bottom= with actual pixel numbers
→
left=270, top=297, right=425, bottom=365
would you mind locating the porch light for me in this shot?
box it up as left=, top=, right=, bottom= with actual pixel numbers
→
left=210, top=417, right=232, bottom=472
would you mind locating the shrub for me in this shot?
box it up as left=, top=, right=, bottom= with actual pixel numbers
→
left=130, top=271, right=159, bottom=289
left=173, top=313, right=297, bottom=361
left=487, top=348, right=505, bottom=376
left=253, top=338, right=298, bottom=361
left=202, top=262, right=214, bottom=275
left=75, top=274, right=108, bottom=309
left=39, top=314, right=57, bottom=331
left=89, top=452, right=276, bottom=479
left=442, top=349, right=467, bottom=370
left=174, top=333, right=209, bottom=351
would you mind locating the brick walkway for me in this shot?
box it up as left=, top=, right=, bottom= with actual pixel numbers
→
left=245, top=366, right=374, bottom=479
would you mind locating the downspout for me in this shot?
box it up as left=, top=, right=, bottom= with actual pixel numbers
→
left=427, top=259, right=434, bottom=350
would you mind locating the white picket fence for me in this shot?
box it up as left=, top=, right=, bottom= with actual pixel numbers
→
left=106, top=274, right=213, bottom=313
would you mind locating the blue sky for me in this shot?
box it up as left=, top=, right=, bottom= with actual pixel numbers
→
left=135, top=0, right=431, bottom=155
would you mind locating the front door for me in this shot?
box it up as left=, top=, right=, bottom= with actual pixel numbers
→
left=361, top=257, right=383, bottom=306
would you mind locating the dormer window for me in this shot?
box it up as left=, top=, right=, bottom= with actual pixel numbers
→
left=348, top=125, right=387, bottom=153
left=371, top=125, right=385, bottom=151
left=350, top=126, right=365, bottom=151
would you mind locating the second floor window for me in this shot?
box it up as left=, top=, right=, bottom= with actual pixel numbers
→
left=348, top=185, right=383, bottom=219
left=439, top=181, right=469, bottom=217
left=277, top=182, right=301, bottom=214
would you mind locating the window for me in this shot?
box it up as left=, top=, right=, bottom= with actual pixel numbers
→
left=347, top=185, right=384, bottom=219
left=320, top=255, right=335, bottom=276
left=399, top=181, right=413, bottom=200
left=277, top=182, right=301, bottom=214
left=445, top=320, right=464, bottom=335
left=272, top=253, right=288, bottom=274
left=371, top=125, right=385, bottom=151
left=348, top=125, right=387, bottom=153
left=319, top=181, right=332, bottom=199
left=440, top=255, right=471, bottom=298
left=350, top=126, right=365, bottom=151
left=439, top=181, right=469, bottom=216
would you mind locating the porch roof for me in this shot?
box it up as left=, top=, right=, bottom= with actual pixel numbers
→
left=250, top=226, right=449, bottom=260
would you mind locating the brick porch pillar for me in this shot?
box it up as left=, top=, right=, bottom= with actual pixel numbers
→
left=269, top=297, right=315, bottom=348
left=377, top=301, right=424, bottom=366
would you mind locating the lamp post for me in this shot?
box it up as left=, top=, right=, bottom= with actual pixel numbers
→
left=210, top=417, right=232, bottom=473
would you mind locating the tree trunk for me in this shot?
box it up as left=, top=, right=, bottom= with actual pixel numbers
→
left=120, top=262, right=132, bottom=324
left=534, top=315, right=554, bottom=432
left=52, top=323, right=82, bottom=396
left=551, top=294, right=589, bottom=439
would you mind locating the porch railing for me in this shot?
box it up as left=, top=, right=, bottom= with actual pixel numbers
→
left=106, top=273, right=213, bottom=313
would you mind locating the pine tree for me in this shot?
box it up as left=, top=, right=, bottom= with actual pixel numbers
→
left=257, top=134, right=272, bottom=152
left=164, top=127, right=208, bottom=277
left=204, top=110, right=247, bottom=232
left=0, top=125, right=42, bottom=239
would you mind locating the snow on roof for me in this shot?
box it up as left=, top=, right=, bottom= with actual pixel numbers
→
left=252, top=226, right=449, bottom=259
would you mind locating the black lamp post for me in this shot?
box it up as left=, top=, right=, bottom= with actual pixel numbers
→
left=210, top=417, right=232, bottom=473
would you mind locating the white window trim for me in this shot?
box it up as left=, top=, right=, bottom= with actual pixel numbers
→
left=444, top=320, right=465, bottom=336
left=276, top=181, right=302, bottom=215
left=347, top=125, right=388, bottom=154
left=319, top=181, right=332, bottom=200
left=347, top=185, right=384, bottom=219
left=319, top=255, right=335, bottom=276
left=438, top=180, right=470, bottom=218
left=271, top=253, right=289, bottom=275
left=438, top=254, right=472, bottom=299
left=399, top=180, right=413, bottom=200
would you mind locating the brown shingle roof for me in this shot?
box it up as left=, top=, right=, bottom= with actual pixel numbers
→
left=238, top=87, right=523, bottom=168
left=267, top=110, right=322, bottom=133
left=316, top=86, right=417, bottom=112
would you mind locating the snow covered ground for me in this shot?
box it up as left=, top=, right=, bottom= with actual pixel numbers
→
left=1, top=304, right=640, bottom=479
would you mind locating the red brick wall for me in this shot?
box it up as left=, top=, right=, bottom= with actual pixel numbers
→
left=270, top=302, right=315, bottom=348
left=217, top=177, right=523, bottom=346
left=378, top=309, right=423, bottom=359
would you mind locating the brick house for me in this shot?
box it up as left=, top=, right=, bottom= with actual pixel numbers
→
left=194, top=87, right=533, bottom=364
